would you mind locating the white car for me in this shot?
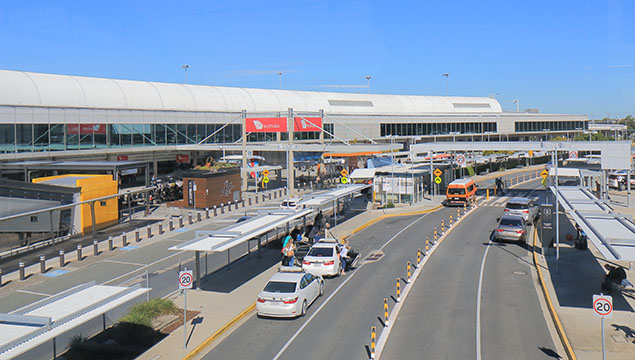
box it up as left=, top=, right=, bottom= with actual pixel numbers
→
left=256, top=267, right=324, bottom=318
left=302, top=239, right=342, bottom=277
left=280, top=197, right=301, bottom=210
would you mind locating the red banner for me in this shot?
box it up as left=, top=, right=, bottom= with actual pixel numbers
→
left=117, top=155, right=128, bottom=161
left=293, top=117, right=322, bottom=132
left=245, top=117, right=288, bottom=133
left=176, top=155, right=190, bottom=163
left=66, top=124, right=107, bottom=135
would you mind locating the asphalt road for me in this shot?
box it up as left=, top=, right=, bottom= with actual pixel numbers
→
left=381, top=178, right=560, bottom=360
left=202, top=207, right=457, bottom=360
left=203, top=177, right=559, bottom=360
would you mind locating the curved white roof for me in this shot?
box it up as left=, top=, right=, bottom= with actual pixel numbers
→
left=0, top=70, right=502, bottom=114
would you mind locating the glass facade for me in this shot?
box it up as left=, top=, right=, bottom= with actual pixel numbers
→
left=0, top=122, right=244, bottom=153
left=514, top=121, right=587, bottom=132
left=380, top=122, right=497, bottom=136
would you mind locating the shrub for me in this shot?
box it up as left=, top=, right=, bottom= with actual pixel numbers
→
left=385, top=202, right=395, bottom=209
left=119, top=298, right=177, bottom=327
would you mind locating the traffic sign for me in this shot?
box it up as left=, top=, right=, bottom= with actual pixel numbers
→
left=433, top=168, right=442, bottom=177
left=262, top=176, right=270, bottom=184
left=541, top=169, right=549, bottom=179
left=434, top=176, right=442, bottom=184
left=455, top=154, right=466, bottom=165
left=179, top=270, right=193, bottom=289
left=340, top=169, right=348, bottom=177
left=593, top=294, right=613, bottom=318
left=341, top=177, right=348, bottom=184
left=262, top=169, right=270, bottom=176
left=569, top=150, right=578, bottom=159
left=528, top=150, right=534, bottom=157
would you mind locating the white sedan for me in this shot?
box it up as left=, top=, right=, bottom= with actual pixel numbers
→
left=256, top=267, right=324, bottom=318
left=302, top=239, right=342, bottom=277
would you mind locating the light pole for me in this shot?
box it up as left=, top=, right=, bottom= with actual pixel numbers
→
left=442, top=73, right=449, bottom=95
left=277, top=72, right=282, bottom=89
left=181, top=65, right=190, bottom=84
left=365, top=76, right=372, bottom=93
left=543, top=128, right=550, bottom=141
left=512, top=99, right=519, bottom=112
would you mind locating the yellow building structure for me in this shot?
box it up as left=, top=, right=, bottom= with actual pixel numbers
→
left=33, top=174, right=118, bottom=234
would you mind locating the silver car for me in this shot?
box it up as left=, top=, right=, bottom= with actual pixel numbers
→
left=494, top=214, right=528, bottom=243
left=504, top=198, right=539, bottom=224
left=256, top=267, right=324, bottom=318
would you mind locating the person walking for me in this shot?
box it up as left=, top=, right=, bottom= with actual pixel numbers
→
left=281, top=233, right=293, bottom=265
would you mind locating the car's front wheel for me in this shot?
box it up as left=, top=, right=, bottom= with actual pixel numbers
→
left=301, top=300, right=307, bottom=317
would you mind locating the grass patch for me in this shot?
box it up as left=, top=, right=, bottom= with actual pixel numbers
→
left=119, top=298, right=177, bottom=327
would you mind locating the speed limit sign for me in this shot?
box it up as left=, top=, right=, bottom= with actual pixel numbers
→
left=179, top=270, right=193, bottom=289
left=593, top=294, right=613, bottom=318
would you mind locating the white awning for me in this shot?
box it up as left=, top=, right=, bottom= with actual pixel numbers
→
left=349, top=168, right=376, bottom=179
left=549, top=168, right=581, bottom=177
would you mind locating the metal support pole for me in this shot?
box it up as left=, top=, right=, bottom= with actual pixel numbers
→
left=183, top=287, right=188, bottom=349
left=601, top=316, right=606, bottom=360
left=89, top=201, right=97, bottom=236
left=195, top=251, right=201, bottom=290
left=334, top=199, right=338, bottom=226
left=554, top=149, right=560, bottom=273
left=40, top=255, right=46, bottom=273
left=227, top=249, right=231, bottom=269
left=59, top=250, right=65, bottom=267
left=287, top=108, right=295, bottom=195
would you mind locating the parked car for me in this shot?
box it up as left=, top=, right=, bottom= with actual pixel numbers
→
left=302, top=238, right=342, bottom=277
left=494, top=214, right=528, bottom=243
left=280, top=197, right=302, bottom=210
left=608, top=170, right=635, bottom=190
left=503, top=198, right=539, bottom=224
left=256, top=267, right=324, bottom=318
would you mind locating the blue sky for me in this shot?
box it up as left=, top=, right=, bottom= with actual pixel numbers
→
left=1, top=0, right=633, bottom=118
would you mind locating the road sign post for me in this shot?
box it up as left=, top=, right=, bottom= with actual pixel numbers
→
left=593, top=294, right=613, bottom=360
left=179, top=269, right=193, bottom=349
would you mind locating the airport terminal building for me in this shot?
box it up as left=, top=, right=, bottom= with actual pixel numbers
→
left=0, top=70, right=588, bottom=164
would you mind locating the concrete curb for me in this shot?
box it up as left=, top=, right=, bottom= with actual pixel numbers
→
left=532, top=227, right=577, bottom=360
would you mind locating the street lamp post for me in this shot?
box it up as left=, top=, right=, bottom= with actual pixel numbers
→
left=365, top=76, right=372, bottom=93
left=442, top=73, right=449, bottom=95
left=512, top=99, right=519, bottom=112
left=277, top=72, right=282, bottom=89
left=181, top=64, right=190, bottom=84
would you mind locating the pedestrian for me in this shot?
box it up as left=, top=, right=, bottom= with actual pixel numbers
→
left=339, top=241, right=350, bottom=275
left=281, top=233, right=293, bottom=265
left=285, top=240, right=296, bottom=267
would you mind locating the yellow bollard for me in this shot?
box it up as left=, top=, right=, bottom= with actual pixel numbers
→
left=396, top=278, right=401, bottom=302
left=384, top=298, right=389, bottom=326
left=426, top=237, right=430, bottom=254
left=407, top=261, right=411, bottom=283
left=441, top=220, right=445, bottom=234
left=450, top=214, right=453, bottom=227
left=417, top=248, right=421, bottom=264
left=464, top=202, right=467, bottom=214
left=371, top=326, right=377, bottom=359
left=457, top=207, right=460, bottom=219
left=494, top=186, right=497, bottom=196
left=486, top=188, right=489, bottom=200
left=434, top=228, right=437, bottom=243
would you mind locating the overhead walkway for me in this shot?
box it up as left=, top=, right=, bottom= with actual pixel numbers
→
left=552, top=186, right=635, bottom=261
left=0, top=281, right=149, bottom=360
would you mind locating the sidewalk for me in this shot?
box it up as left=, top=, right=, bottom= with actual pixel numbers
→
left=535, top=213, right=635, bottom=359
left=137, top=198, right=444, bottom=360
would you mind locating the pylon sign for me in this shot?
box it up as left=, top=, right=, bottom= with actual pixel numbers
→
left=541, top=169, right=549, bottom=179
left=433, top=168, right=442, bottom=177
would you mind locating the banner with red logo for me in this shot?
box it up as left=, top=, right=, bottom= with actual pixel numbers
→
left=66, top=124, right=107, bottom=135
left=176, top=155, right=190, bottom=163
left=117, top=155, right=129, bottom=161
left=293, top=117, right=322, bottom=132
left=245, top=117, right=288, bottom=133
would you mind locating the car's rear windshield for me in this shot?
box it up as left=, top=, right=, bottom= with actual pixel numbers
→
left=506, top=203, right=528, bottom=210
left=448, top=187, right=466, bottom=195
left=264, top=281, right=296, bottom=293
left=307, top=247, right=333, bottom=257
left=500, top=218, right=523, bottom=227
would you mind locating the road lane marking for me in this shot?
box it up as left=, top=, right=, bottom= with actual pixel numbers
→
left=271, top=214, right=429, bottom=360
left=103, top=259, right=146, bottom=267
left=476, top=237, right=493, bottom=360
left=17, top=289, right=51, bottom=297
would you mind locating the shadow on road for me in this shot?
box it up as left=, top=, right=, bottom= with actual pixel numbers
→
left=198, top=249, right=280, bottom=293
